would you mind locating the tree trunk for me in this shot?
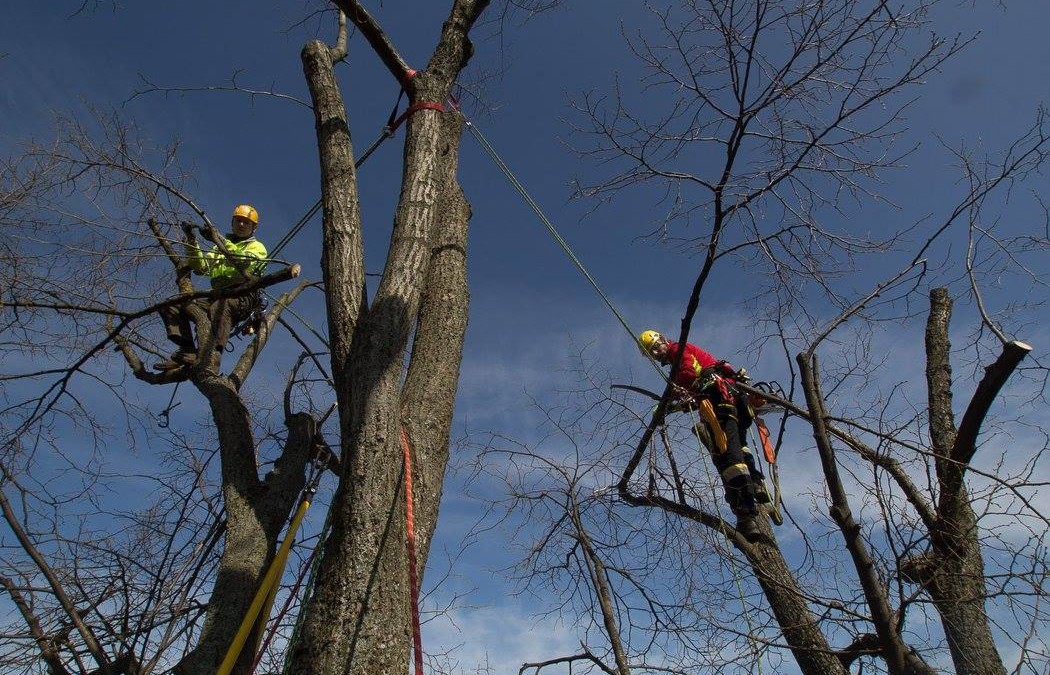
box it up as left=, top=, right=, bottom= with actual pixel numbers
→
left=621, top=488, right=853, bottom=675
left=400, top=130, right=471, bottom=567
left=174, top=381, right=314, bottom=675
left=920, top=288, right=1007, bottom=675
left=927, top=499, right=1006, bottom=675
left=287, top=4, right=484, bottom=673
left=738, top=516, right=851, bottom=675
left=289, top=41, right=475, bottom=675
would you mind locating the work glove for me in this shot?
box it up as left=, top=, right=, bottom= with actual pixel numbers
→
left=667, top=384, right=695, bottom=412
left=182, top=221, right=212, bottom=239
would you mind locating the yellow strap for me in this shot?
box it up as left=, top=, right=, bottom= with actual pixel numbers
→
left=698, top=399, right=727, bottom=453
left=217, top=496, right=312, bottom=675
left=248, top=543, right=290, bottom=665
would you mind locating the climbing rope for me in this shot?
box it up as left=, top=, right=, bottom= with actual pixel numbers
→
left=234, top=78, right=776, bottom=672
left=268, top=89, right=414, bottom=261
left=157, top=380, right=182, bottom=428
left=401, top=427, right=425, bottom=675
left=153, top=93, right=398, bottom=410
left=272, top=428, right=425, bottom=675
left=459, top=116, right=659, bottom=373
left=224, top=85, right=442, bottom=353
left=152, top=67, right=450, bottom=670
left=266, top=87, right=447, bottom=674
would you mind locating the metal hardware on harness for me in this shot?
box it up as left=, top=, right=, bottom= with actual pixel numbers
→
left=305, top=440, right=331, bottom=495
left=157, top=381, right=182, bottom=428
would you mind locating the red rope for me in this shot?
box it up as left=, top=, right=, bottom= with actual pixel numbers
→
left=399, top=68, right=418, bottom=86
left=401, top=427, right=425, bottom=675
left=389, top=101, right=446, bottom=134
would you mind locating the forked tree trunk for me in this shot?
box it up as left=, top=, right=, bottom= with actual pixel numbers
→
left=287, top=3, right=483, bottom=673
left=174, top=384, right=316, bottom=675
left=919, top=288, right=1009, bottom=675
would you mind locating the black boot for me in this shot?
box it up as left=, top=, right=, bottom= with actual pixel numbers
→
left=726, top=477, right=757, bottom=518
left=740, top=446, right=771, bottom=503
left=154, top=349, right=196, bottom=371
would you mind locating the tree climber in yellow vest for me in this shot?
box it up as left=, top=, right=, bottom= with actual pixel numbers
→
left=639, top=330, right=771, bottom=533
left=155, top=204, right=268, bottom=371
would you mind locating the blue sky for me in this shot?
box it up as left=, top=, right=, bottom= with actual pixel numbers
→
left=2, top=1, right=1048, bottom=673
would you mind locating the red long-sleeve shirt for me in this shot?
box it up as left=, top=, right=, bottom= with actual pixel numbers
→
left=665, top=341, right=735, bottom=391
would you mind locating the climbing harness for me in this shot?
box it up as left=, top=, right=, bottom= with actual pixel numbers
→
left=612, top=378, right=783, bottom=532
left=158, top=84, right=427, bottom=415
left=217, top=444, right=330, bottom=675
left=458, top=109, right=778, bottom=548
left=232, top=292, right=268, bottom=339
left=696, top=398, right=727, bottom=453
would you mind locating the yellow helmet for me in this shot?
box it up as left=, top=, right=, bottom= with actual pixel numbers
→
left=638, top=330, right=663, bottom=352
left=232, top=204, right=259, bottom=225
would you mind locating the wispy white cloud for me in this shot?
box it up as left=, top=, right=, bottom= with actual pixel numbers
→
left=423, top=603, right=585, bottom=675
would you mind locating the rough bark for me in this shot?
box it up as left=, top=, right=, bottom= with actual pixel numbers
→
left=739, top=518, right=852, bottom=675
left=173, top=389, right=315, bottom=675
left=288, top=3, right=484, bottom=674
left=94, top=184, right=313, bottom=675
left=400, top=118, right=470, bottom=567
left=300, top=38, right=366, bottom=387
left=916, top=288, right=1010, bottom=675
left=288, top=111, right=469, bottom=675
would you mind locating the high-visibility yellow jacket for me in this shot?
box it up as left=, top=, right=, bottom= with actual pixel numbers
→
left=189, top=236, right=268, bottom=289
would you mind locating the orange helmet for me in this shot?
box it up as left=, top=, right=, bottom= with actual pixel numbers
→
left=232, top=204, right=259, bottom=225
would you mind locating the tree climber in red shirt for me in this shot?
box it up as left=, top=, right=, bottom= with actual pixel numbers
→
left=638, top=330, right=771, bottom=530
